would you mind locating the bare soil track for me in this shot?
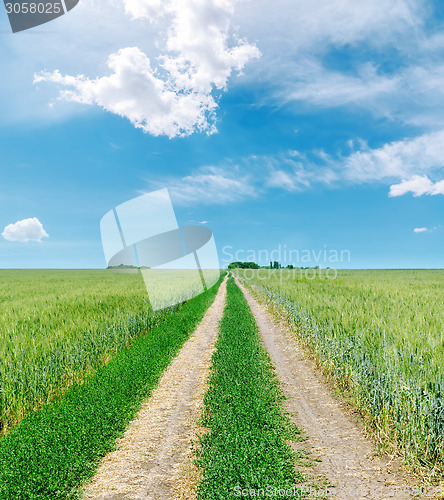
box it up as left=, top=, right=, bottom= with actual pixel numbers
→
left=83, top=277, right=227, bottom=500
left=235, top=277, right=418, bottom=500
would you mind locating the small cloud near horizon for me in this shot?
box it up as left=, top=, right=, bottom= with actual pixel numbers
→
left=2, top=218, right=49, bottom=243
left=413, top=225, right=442, bottom=233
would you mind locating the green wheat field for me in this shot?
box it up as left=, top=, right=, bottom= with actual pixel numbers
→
left=1, top=268, right=444, bottom=498
left=0, top=269, right=163, bottom=431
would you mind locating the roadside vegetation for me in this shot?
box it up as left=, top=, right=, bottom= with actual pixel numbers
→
left=237, top=269, right=444, bottom=478
left=196, top=276, right=307, bottom=499
left=0, top=275, right=223, bottom=499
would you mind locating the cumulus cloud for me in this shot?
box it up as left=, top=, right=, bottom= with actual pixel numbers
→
left=35, top=48, right=218, bottom=138
left=325, top=131, right=444, bottom=194
left=389, top=175, right=444, bottom=197
left=389, top=175, right=434, bottom=197
left=311, top=131, right=444, bottom=194
left=123, top=0, right=166, bottom=20
left=339, top=130, right=444, bottom=184
left=2, top=218, right=49, bottom=243
left=124, top=0, right=260, bottom=93
left=34, top=0, right=260, bottom=138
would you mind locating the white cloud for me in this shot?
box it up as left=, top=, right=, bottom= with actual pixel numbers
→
left=235, top=0, right=425, bottom=117
left=389, top=175, right=444, bottom=197
left=235, top=1, right=444, bottom=130
left=343, top=130, right=444, bottom=183
left=2, top=218, right=49, bottom=243
left=3, top=0, right=440, bottom=132
left=146, top=130, right=444, bottom=206
left=35, top=48, right=218, bottom=138
left=35, top=0, right=260, bottom=138
left=123, top=0, right=167, bottom=20
left=267, top=170, right=303, bottom=191
left=146, top=151, right=340, bottom=206
left=237, top=0, right=419, bottom=53
left=430, top=180, right=444, bottom=195
left=148, top=165, right=257, bottom=205
left=413, top=225, right=442, bottom=233
left=134, top=0, right=260, bottom=93
left=265, top=154, right=337, bottom=192
left=259, top=132, right=444, bottom=195
left=389, top=175, right=435, bottom=197
left=283, top=61, right=400, bottom=109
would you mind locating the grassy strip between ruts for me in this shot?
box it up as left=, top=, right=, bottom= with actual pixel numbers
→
left=0, top=275, right=224, bottom=500
left=196, top=276, right=307, bottom=499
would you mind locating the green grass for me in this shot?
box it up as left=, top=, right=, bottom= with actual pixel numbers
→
left=237, top=269, right=444, bottom=477
left=196, top=276, right=306, bottom=499
left=0, top=269, right=172, bottom=431
left=0, top=275, right=223, bottom=500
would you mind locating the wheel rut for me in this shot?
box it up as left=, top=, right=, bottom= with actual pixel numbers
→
left=82, top=277, right=227, bottom=500
left=235, top=277, right=416, bottom=500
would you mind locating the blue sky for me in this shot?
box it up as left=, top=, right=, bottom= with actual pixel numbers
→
left=0, top=0, right=444, bottom=269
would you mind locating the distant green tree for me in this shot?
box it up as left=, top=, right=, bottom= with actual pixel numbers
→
left=228, top=261, right=260, bottom=270
left=107, top=264, right=138, bottom=269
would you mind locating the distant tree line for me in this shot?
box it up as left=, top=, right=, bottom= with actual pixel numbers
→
left=228, top=261, right=321, bottom=270
left=227, top=261, right=260, bottom=269
left=107, top=264, right=150, bottom=270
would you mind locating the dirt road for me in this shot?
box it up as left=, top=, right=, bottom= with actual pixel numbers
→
left=83, top=277, right=227, bottom=500
left=83, top=274, right=420, bottom=499
left=235, top=277, right=416, bottom=500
